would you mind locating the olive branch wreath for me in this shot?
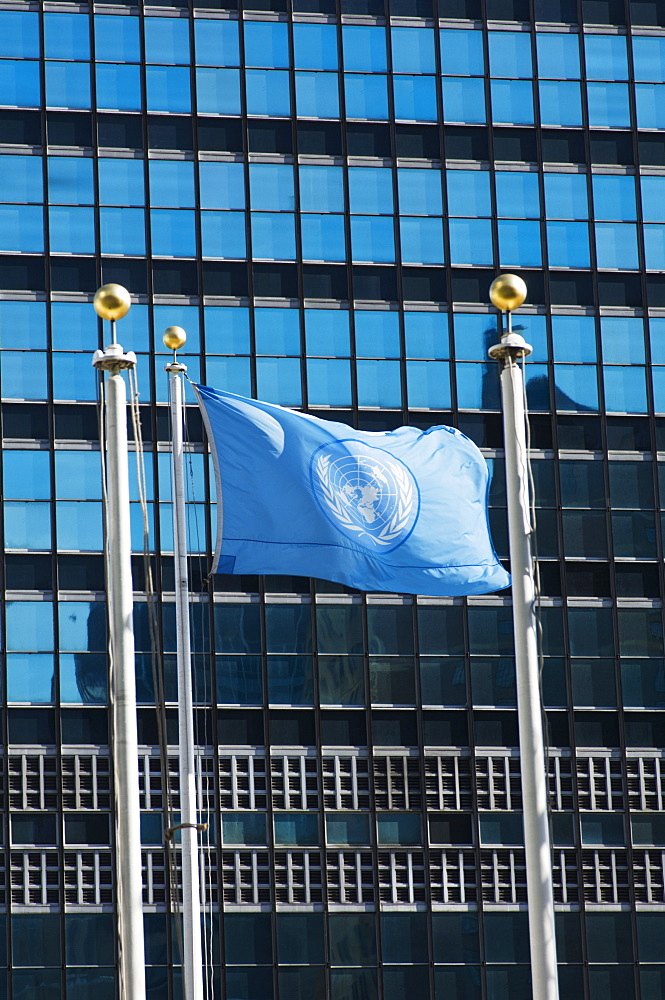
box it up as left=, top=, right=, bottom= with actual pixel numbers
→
left=315, top=453, right=414, bottom=546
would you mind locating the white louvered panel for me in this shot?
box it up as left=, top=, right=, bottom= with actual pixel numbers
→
left=271, top=756, right=319, bottom=811
left=219, top=756, right=268, bottom=811
left=322, top=755, right=371, bottom=811
left=8, top=753, right=58, bottom=810
left=377, top=851, right=426, bottom=904
left=10, top=851, right=59, bottom=906
left=326, top=850, right=375, bottom=904
left=430, top=849, right=477, bottom=904
left=64, top=850, right=113, bottom=905
left=424, top=754, right=472, bottom=811
left=581, top=849, right=630, bottom=904
left=480, top=849, right=527, bottom=904
left=62, top=753, right=111, bottom=811
left=626, top=755, right=665, bottom=811
left=274, top=851, right=323, bottom=904
left=221, top=850, right=271, bottom=905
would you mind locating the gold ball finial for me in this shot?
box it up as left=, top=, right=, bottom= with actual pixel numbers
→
left=489, top=273, right=527, bottom=313
left=93, top=283, right=131, bottom=322
left=163, top=326, right=187, bottom=351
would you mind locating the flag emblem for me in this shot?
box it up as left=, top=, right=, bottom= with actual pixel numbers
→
left=310, top=441, right=419, bottom=552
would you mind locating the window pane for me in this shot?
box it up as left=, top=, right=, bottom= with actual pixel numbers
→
left=194, top=19, right=239, bottom=67
left=440, top=29, right=484, bottom=76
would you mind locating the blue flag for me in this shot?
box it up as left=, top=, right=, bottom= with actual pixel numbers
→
left=194, top=384, right=509, bottom=597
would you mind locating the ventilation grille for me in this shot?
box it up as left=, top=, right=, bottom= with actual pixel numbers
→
left=8, top=754, right=58, bottom=811
left=219, top=756, right=268, bottom=811
left=322, top=755, right=371, bottom=811
left=430, top=849, right=477, bottom=904
left=627, top=755, right=665, bottom=811
left=326, top=850, right=375, bottom=904
left=476, top=755, right=522, bottom=811
left=577, top=755, right=624, bottom=811
left=424, top=754, right=473, bottom=810
left=374, top=755, right=422, bottom=810
left=271, top=757, right=319, bottom=810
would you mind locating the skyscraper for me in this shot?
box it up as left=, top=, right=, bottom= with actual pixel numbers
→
left=1, top=0, right=665, bottom=997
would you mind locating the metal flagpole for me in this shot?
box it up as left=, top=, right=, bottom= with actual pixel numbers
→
left=163, top=326, right=204, bottom=1000
left=488, top=275, right=559, bottom=1000
left=92, top=284, right=146, bottom=1000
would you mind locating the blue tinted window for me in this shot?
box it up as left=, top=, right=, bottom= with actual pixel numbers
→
left=53, top=352, right=98, bottom=400
left=546, top=221, right=590, bottom=267
left=400, top=217, right=444, bottom=264
left=491, top=80, right=534, bottom=125
left=393, top=76, right=437, bottom=122
left=3, top=451, right=50, bottom=499
left=0, top=206, right=43, bottom=252
left=495, top=172, right=539, bottom=219
left=544, top=173, right=588, bottom=220
left=305, top=310, right=350, bottom=356
left=45, top=62, right=91, bottom=110
left=539, top=80, right=582, bottom=127
left=391, top=28, right=435, bottom=74
left=194, top=19, right=239, bottom=67
left=603, top=367, right=647, bottom=413
left=0, top=60, right=41, bottom=108
left=204, top=308, right=249, bottom=354
left=601, top=318, right=645, bottom=365
left=536, top=33, right=580, bottom=79
left=301, top=215, right=346, bottom=262
left=201, top=211, right=245, bottom=259
left=350, top=217, right=394, bottom=263
left=356, top=360, right=402, bottom=407
left=0, top=302, right=47, bottom=349
left=55, top=453, right=101, bottom=500
left=5, top=504, right=51, bottom=551
left=250, top=165, right=294, bottom=211
left=144, top=17, right=189, bottom=65
left=295, top=72, right=339, bottom=119
left=344, top=74, right=389, bottom=120
left=256, top=357, right=301, bottom=406
left=299, top=166, right=344, bottom=213
left=498, top=220, right=541, bottom=266
left=199, top=162, right=244, bottom=211
left=1, top=350, right=47, bottom=398
left=488, top=32, right=532, bottom=79
left=633, top=36, right=665, bottom=82
left=592, top=175, right=636, bottom=221
left=96, top=64, right=141, bottom=111
left=552, top=316, right=597, bottom=363
left=454, top=314, right=498, bottom=362
left=196, top=68, right=241, bottom=115
left=0, top=11, right=40, bottom=58
left=98, top=159, right=144, bottom=206
left=255, top=309, right=300, bottom=356
left=246, top=69, right=291, bottom=116
left=48, top=157, right=94, bottom=205
left=153, top=306, right=200, bottom=352
left=274, top=814, right=318, bottom=846
left=149, top=161, right=195, bottom=208
left=349, top=168, right=393, bottom=215
left=146, top=66, right=190, bottom=113
left=0, top=156, right=43, bottom=203
left=449, top=219, right=493, bottom=266
left=585, top=34, right=628, bottom=80
left=293, top=24, right=338, bottom=71
left=641, top=177, right=665, bottom=223
left=440, top=29, right=484, bottom=75
left=342, top=26, right=387, bottom=72
left=100, top=208, right=145, bottom=256
left=555, top=365, right=598, bottom=411
left=49, top=206, right=95, bottom=254
left=44, top=13, right=90, bottom=60
left=244, top=21, right=289, bottom=69
left=447, top=171, right=491, bottom=217
left=355, top=312, right=400, bottom=358
left=94, top=15, right=140, bottom=62
left=7, top=654, right=54, bottom=703
left=442, top=77, right=486, bottom=123
left=635, top=84, right=665, bottom=129
left=587, top=82, right=630, bottom=128
left=7, top=602, right=54, bottom=651
left=407, top=361, right=451, bottom=409
left=251, top=213, right=295, bottom=260
left=205, top=357, right=250, bottom=396
left=649, top=319, right=665, bottom=363
left=404, top=313, right=449, bottom=359
left=397, top=169, right=442, bottom=215
left=150, top=209, right=196, bottom=257
left=595, top=223, right=639, bottom=270
left=644, top=226, right=665, bottom=270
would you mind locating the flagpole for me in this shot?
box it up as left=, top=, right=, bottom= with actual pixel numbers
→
left=488, top=275, right=559, bottom=1000
left=163, top=326, right=204, bottom=1000
left=92, top=285, right=146, bottom=1000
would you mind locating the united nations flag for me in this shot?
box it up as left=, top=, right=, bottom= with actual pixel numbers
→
left=194, top=384, right=509, bottom=597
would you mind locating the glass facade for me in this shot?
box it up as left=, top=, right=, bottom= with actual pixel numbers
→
left=1, top=0, right=665, bottom=997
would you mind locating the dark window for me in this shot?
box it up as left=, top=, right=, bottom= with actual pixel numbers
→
left=54, top=405, right=99, bottom=441
left=451, top=269, right=496, bottom=306
left=590, top=133, right=634, bottom=166
left=352, top=266, right=398, bottom=302
left=101, top=258, right=148, bottom=295
left=248, top=120, right=292, bottom=154
left=320, top=710, right=367, bottom=746
left=61, top=709, right=109, bottom=744
left=574, top=711, right=620, bottom=747
left=47, top=112, right=93, bottom=147
left=297, top=122, right=343, bottom=156
left=444, top=126, right=489, bottom=162
left=493, top=128, right=538, bottom=162
left=639, top=134, right=665, bottom=166
left=0, top=110, right=41, bottom=146
left=598, top=273, right=643, bottom=308
left=549, top=271, right=595, bottom=307
left=458, top=414, right=504, bottom=449
left=153, top=260, right=198, bottom=296
left=346, top=124, right=391, bottom=158
left=224, top=913, right=273, bottom=965
left=606, top=417, right=651, bottom=451
left=615, top=564, right=660, bottom=598
left=541, top=130, right=587, bottom=164
left=64, top=813, right=110, bottom=845
left=202, top=262, right=249, bottom=297
left=2, top=403, right=49, bottom=440
left=487, top=0, right=530, bottom=19
left=474, top=710, right=519, bottom=746
left=371, top=710, right=417, bottom=746
left=390, top=0, right=433, bottom=13
left=98, top=113, right=143, bottom=149
left=429, top=813, right=473, bottom=845
left=422, top=710, right=469, bottom=746
left=395, top=125, right=440, bottom=160
left=624, top=713, right=665, bottom=748
left=647, top=275, right=665, bottom=309
left=50, top=257, right=96, bottom=293
left=253, top=263, right=298, bottom=299
left=440, top=0, right=482, bottom=15
left=402, top=267, right=446, bottom=303
left=565, top=562, right=611, bottom=597
left=302, top=264, right=348, bottom=300
left=0, top=255, right=46, bottom=292
left=293, top=0, right=336, bottom=10
left=58, top=555, right=104, bottom=591
left=8, top=709, right=56, bottom=744
left=557, top=415, right=602, bottom=450
left=5, top=555, right=52, bottom=591
left=148, top=116, right=193, bottom=151
left=582, top=0, right=627, bottom=24
left=197, top=117, right=243, bottom=153
left=269, top=710, right=315, bottom=746
left=535, top=0, right=577, bottom=19
left=341, top=0, right=384, bottom=12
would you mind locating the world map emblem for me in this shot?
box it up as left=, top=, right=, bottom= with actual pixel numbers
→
left=310, top=440, right=420, bottom=552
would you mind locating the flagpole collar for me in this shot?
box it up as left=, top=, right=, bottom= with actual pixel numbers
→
left=488, top=333, right=532, bottom=361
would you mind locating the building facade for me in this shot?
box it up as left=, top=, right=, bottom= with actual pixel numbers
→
left=1, top=0, right=665, bottom=997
